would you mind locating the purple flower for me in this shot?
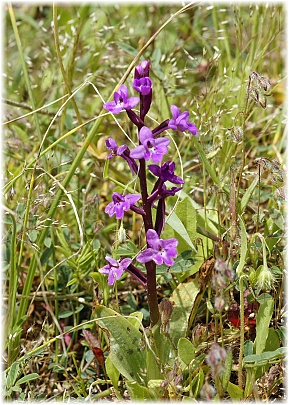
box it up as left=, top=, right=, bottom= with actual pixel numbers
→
left=148, top=162, right=184, bottom=184
left=99, top=256, right=132, bottom=286
left=130, top=126, right=170, bottom=163
left=104, top=85, right=139, bottom=114
left=133, top=77, right=152, bottom=95
left=106, top=138, right=138, bottom=174
left=168, top=105, right=198, bottom=135
left=135, top=60, right=150, bottom=79
left=136, top=229, right=178, bottom=266
left=105, top=192, right=141, bottom=219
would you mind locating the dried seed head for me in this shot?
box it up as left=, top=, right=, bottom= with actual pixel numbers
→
left=257, top=266, right=275, bottom=291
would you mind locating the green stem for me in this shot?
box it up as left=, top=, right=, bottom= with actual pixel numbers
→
left=52, top=4, right=87, bottom=137
left=5, top=208, right=18, bottom=365
left=238, top=275, right=246, bottom=389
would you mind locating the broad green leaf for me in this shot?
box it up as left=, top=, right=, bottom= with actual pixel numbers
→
left=244, top=347, right=286, bottom=367
left=126, top=380, right=156, bottom=400
left=127, top=311, right=143, bottom=329
left=117, top=42, right=138, bottom=56
left=105, top=356, right=120, bottom=389
left=28, top=230, right=37, bottom=243
left=94, top=305, right=147, bottom=385
left=16, top=373, right=39, bottom=385
left=166, top=196, right=197, bottom=252
left=169, top=278, right=200, bottom=346
left=227, top=382, right=244, bottom=400
left=156, top=250, right=195, bottom=274
left=58, top=309, right=74, bottom=319
left=6, top=362, right=20, bottom=388
left=255, top=328, right=280, bottom=379
left=269, top=208, right=284, bottom=230
left=254, top=299, right=274, bottom=355
left=178, top=337, right=195, bottom=365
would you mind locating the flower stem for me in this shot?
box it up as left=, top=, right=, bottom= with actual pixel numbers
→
left=138, top=158, right=160, bottom=326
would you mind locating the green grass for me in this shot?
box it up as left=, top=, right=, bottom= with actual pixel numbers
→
left=3, top=3, right=285, bottom=401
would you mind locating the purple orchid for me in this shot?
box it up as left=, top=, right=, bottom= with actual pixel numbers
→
left=148, top=161, right=184, bottom=184
left=106, top=138, right=138, bottom=174
left=135, top=60, right=150, bottom=79
left=130, top=126, right=170, bottom=163
left=133, top=77, right=152, bottom=95
left=105, top=192, right=141, bottom=219
left=136, top=229, right=178, bottom=266
left=99, top=256, right=132, bottom=286
left=104, top=84, right=139, bottom=114
left=168, top=105, right=198, bottom=135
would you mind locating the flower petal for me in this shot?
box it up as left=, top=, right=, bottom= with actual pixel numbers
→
left=146, top=229, right=161, bottom=250
left=130, top=145, right=146, bottom=159
left=136, top=248, right=155, bottom=263
left=139, top=126, right=153, bottom=144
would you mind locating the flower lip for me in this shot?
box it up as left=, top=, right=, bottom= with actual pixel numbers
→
left=105, top=192, right=141, bottom=219
left=168, top=104, right=198, bottom=135
left=104, top=84, right=139, bottom=114
left=133, top=77, right=152, bottom=95
left=148, top=161, right=184, bottom=184
left=99, top=256, right=132, bottom=286
left=130, top=126, right=170, bottom=163
left=136, top=229, right=178, bottom=266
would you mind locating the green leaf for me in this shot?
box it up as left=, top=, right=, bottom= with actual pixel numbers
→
left=94, top=305, right=147, bottom=385
left=254, top=299, right=274, bottom=355
left=243, top=347, right=286, bottom=367
left=127, top=311, right=143, bottom=329
left=169, top=278, right=200, bottom=346
left=16, top=373, right=39, bottom=385
left=105, top=356, right=120, bottom=390
left=269, top=208, right=284, bottom=230
left=6, top=362, right=20, bottom=388
left=156, top=250, right=195, bottom=274
left=236, top=216, right=247, bottom=276
left=166, top=197, right=197, bottom=252
left=44, top=237, right=52, bottom=248
left=28, top=230, right=37, bottom=243
left=126, top=380, right=156, bottom=400
left=191, top=136, right=221, bottom=187
left=58, top=309, right=74, bottom=319
left=240, top=176, right=259, bottom=213
left=40, top=246, right=53, bottom=266
left=117, top=41, right=138, bottom=56
left=178, top=338, right=195, bottom=365
left=227, top=381, right=244, bottom=400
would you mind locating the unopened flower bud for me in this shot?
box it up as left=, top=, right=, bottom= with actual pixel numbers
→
left=191, top=323, right=208, bottom=346
left=159, top=299, right=173, bottom=333
left=200, top=381, right=216, bottom=400
left=206, top=343, right=227, bottom=378
left=214, top=296, right=225, bottom=312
